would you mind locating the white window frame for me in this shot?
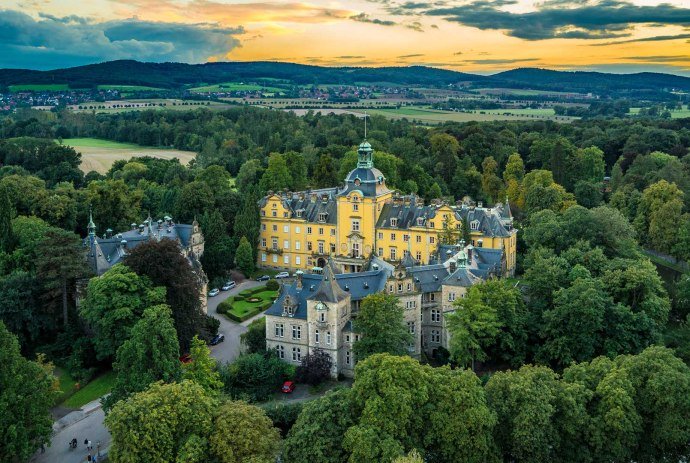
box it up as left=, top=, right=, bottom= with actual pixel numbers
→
left=275, top=323, right=284, bottom=337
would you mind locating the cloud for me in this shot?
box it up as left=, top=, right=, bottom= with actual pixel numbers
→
left=623, top=55, right=690, bottom=63
left=0, top=9, right=243, bottom=69
left=405, top=21, right=424, bottom=32
left=453, top=51, right=463, bottom=55
left=336, top=55, right=366, bottom=59
left=460, top=58, right=539, bottom=64
left=398, top=53, right=425, bottom=58
left=423, top=0, right=690, bottom=40
left=591, top=32, right=690, bottom=46
left=350, top=12, right=396, bottom=26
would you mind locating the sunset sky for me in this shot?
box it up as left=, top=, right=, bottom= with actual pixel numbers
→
left=1, top=0, right=689, bottom=75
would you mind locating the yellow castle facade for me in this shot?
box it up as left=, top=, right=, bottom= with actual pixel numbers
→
left=257, top=141, right=517, bottom=275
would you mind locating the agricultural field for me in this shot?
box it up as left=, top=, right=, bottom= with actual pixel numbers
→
left=630, top=107, right=690, bottom=118
left=67, top=98, right=233, bottom=113
left=189, top=82, right=285, bottom=93
left=347, top=106, right=577, bottom=124
left=9, top=84, right=70, bottom=92
left=63, top=137, right=196, bottom=174
left=97, top=85, right=163, bottom=91
left=476, top=87, right=590, bottom=98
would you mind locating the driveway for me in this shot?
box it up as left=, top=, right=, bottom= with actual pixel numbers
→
left=207, top=279, right=266, bottom=365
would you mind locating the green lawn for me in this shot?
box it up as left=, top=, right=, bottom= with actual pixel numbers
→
left=224, top=286, right=279, bottom=321
left=62, top=371, right=116, bottom=409
left=9, top=84, right=70, bottom=92
left=190, top=82, right=285, bottom=93
left=63, top=138, right=142, bottom=149
left=54, top=367, right=78, bottom=404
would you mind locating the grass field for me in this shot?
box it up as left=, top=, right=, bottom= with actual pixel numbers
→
left=347, top=107, right=576, bottom=124
left=62, top=371, right=115, bottom=409
left=10, top=84, right=70, bottom=92
left=63, top=137, right=196, bottom=173
left=477, top=87, right=587, bottom=97
left=630, top=107, right=690, bottom=119
left=97, top=85, right=163, bottom=91
left=189, top=82, right=285, bottom=93
left=68, top=99, right=233, bottom=114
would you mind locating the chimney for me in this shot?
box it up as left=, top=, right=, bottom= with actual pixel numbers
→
left=131, top=223, right=137, bottom=230
left=138, top=224, right=145, bottom=234
left=478, top=201, right=483, bottom=208
left=311, top=193, right=317, bottom=203
left=467, top=246, right=473, bottom=264
left=295, top=270, right=304, bottom=290
left=403, top=196, right=411, bottom=207
left=449, top=259, right=457, bottom=273
left=105, top=228, right=113, bottom=239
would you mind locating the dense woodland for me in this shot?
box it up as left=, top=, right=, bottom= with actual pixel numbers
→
left=1, top=106, right=690, bottom=462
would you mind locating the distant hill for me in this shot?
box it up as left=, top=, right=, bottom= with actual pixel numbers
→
left=1, top=60, right=689, bottom=95
left=492, top=68, right=690, bottom=93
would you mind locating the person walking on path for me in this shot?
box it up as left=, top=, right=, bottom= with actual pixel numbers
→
left=87, top=440, right=93, bottom=451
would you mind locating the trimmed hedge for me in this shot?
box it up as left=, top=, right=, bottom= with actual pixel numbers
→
left=239, top=289, right=254, bottom=297
left=217, top=299, right=233, bottom=315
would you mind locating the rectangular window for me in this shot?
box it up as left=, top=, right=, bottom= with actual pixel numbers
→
left=272, top=225, right=278, bottom=232
left=352, top=242, right=360, bottom=258
left=283, top=255, right=289, bottom=265
left=330, top=229, right=336, bottom=236
left=326, top=331, right=332, bottom=345
left=416, top=235, right=421, bottom=243
left=261, top=253, right=267, bottom=262
left=283, top=225, right=289, bottom=233
left=330, top=243, right=336, bottom=253
left=295, top=226, right=301, bottom=234
left=378, top=232, right=383, bottom=240
left=407, top=283, right=412, bottom=292
left=272, top=255, right=278, bottom=263
left=378, top=247, right=383, bottom=256
left=429, top=237, right=435, bottom=244
left=307, top=227, right=312, bottom=235
left=307, top=242, right=313, bottom=251
left=272, top=238, right=278, bottom=249
left=352, top=220, right=360, bottom=232
left=272, top=211, right=277, bottom=217
left=403, top=234, right=409, bottom=242
left=431, top=309, right=441, bottom=322
left=390, top=248, right=397, bottom=260
left=277, top=345, right=285, bottom=359
left=353, top=203, right=359, bottom=211
left=318, top=242, right=324, bottom=254
left=295, top=256, right=301, bottom=265
left=261, top=238, right=267, bottom=247
left=275, top=323, right=284, bottom=337
left=416, top=251, right=422, bottom=262
left=391, top=233, right=396, bottom=241
left=397, top=283, right=403, bottom=293
left=431, top=330, right=441, bottom=343
left=390, top=218, right=398, bottom=227
left=429, top=222, right=435, bottom=228
left=407, top=321, right=415, bottom=334
left=295, top=241, right=301, bottom=250
left=318, top=213, right=326, bottom=222
left=346, top=350, right=351, bottom=365
left=315, top=329, right=320, bottom=344
left=292, top=325, right=301, bottom=340
left=261, top=210, right=266, bottom=217
left=346, top=334, right=351, bottom=343
left=319, top=228, right=324, bottom=235
left=283, top=240, right=289, bottom=249
left=292, top=347, right=301, bottom=361
left=261, top=224, right=266, bottom=231
left=448, top=293, right=456, bottom=302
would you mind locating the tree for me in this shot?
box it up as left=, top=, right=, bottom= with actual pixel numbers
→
left=576, top=146, right=606, bottom=184
left=353, top=293, right=412, bottom=360
left=486, top=364, right=587, bottom=463
left=574, top=180, right=603, bottom=208
left=124, top=239, right=207, bottom=351
left=503, top=153, right=525, bottom=184
left=175, top=181, right=214, bottom=223
left=430, top=133, right=459, bottom=185
left=313, top=154, right=339, bottom=188
left=439, top=213, right=459, bottom=245
left=260, top=153, right=292, bottom=193
left=633, top=180, right=683, bottom=245
left=104, top=304, right=181, bottom=412
left=80, top=264, right=166, bottom=361
left=234, top=185, right=261, bottom=247
left=477, top=280, right=527, bottom=367
left=283, top=389, right=356, bottom=463
left=481, top=156, right=504, bottom=203
left=296, top=348, right=333, bottom=385
left=235, top=236, right=255, bottom=276
left=446, top=287, right=501, bottom=370
left=427, top=182, right=442, bottom=200
left=0, top=185, right=15, bottom=253
left=0, top=321, right=57, bottom=463
left=209, top=401, right=281, bottom=463
left=218, top=352, right=294, bottom=402
left=83, top=179, right=142, bottom=231
left=182, top=335, right=223, bottom=393
left=672, top=215, right=690, bottom=262
left=648, top=198, right=684, bottom=254
left=35, top=229, right=87, bottom=327
left=235, top=159, right=264, bottom=194
left=394, top=450, right=424, bottom=463
left=285, top=151, right=309, bottom=190
left=240, top=316, right=266, bottom=354
left=106, top=380, right=216, bottom=463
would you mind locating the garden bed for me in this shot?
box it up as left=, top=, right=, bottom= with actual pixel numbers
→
left=217, top=285, right=279, bottom=322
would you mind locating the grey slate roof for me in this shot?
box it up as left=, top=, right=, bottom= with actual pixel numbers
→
left=409, top=264, right=449, bottom=293
left=339, top=167, right=392, bottom=197
left=309, top=261, right=348, bottom=303
left=258, top=187, right=339, bottom=224
left=443, top=266, right=481, bottom=287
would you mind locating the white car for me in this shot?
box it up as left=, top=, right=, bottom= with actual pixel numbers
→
left=221, top=281, right=236, bottom=291
left=208, top=288, right=220, bottom=297
left=275, top=272, right=290, bottom=279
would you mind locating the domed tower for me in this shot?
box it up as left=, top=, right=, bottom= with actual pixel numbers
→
left=336, top=140, right=394, bottom=268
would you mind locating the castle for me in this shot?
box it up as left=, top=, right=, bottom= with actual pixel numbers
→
left=83, top=212, right=209, bottom=311
left=260, top=140, right=517, bottom=377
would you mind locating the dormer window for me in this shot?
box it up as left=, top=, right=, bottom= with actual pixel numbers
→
left=318, top=212, right=327, bottom=222
left=296, top=209, right=303, bottom=218
left=390, top=218, right=398, bottom=227
left=416, top=217, right=424, bottom=226
left=471, top=220, right=480, bottom=231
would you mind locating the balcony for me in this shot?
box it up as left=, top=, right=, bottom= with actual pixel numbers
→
left=315, top=319, right=329, bottom=329
left=267, top=247, right=283, bottom=255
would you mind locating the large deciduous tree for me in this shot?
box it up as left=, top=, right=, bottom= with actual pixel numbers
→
left=353, top=293, right=412, bottom=360
left=104, top=304, right=181, bottom=411
left=0, top=321, right=57, bottom=463
left=182, top=335, right=223, bottom=394
left=124, top=238, right=207, bottom=351
left=80, top=264, right=166, bottom=361
left=296, top=348, right=333, bottom=385
left=0, top=185, right=15, bottom=253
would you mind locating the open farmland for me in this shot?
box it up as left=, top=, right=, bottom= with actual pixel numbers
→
left=9, top=84, right=70, bottom=92
left=349, top=107, right=577, bottom=123
left=63, top=138, right=196, bottom=174
left=189, top=82, right=285, bottom=93
left=66, top=99, right=233, bottom=113
left=97, top=85, right=163, bottom=91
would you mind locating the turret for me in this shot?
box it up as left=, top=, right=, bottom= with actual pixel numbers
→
left=357, top=140, right=373, bottom=169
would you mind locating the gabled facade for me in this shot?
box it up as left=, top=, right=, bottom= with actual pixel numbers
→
left=257, top=140, right=517, bottom=276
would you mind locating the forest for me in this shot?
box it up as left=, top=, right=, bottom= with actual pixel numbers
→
left=1, top=105, right=690, bottom=462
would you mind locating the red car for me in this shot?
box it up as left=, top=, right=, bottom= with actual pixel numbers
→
left=281, top=381, right=296, bottom=393
left=179, top=354, right=192, bottom=364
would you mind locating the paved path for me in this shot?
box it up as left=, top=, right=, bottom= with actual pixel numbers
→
left=32, top=279, right=271, bottom=463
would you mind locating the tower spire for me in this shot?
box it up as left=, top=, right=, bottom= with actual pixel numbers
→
left=87, top=206, right=96, bottom=237
left=364, top=111, right=368, bottom=139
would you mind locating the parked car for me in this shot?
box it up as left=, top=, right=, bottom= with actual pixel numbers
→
left=281, top=381, right=296, bottom=393
left=256, top=275, right=270, bottom=281
left=210, top=333, right=225, bottom=345
left=221, top=281, right=236, bottom=291
left=179, top=353, right=192, bottom=364
left=208, top=288, right=220, bottom=297
left=275, top=271, right=290, bottom=279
